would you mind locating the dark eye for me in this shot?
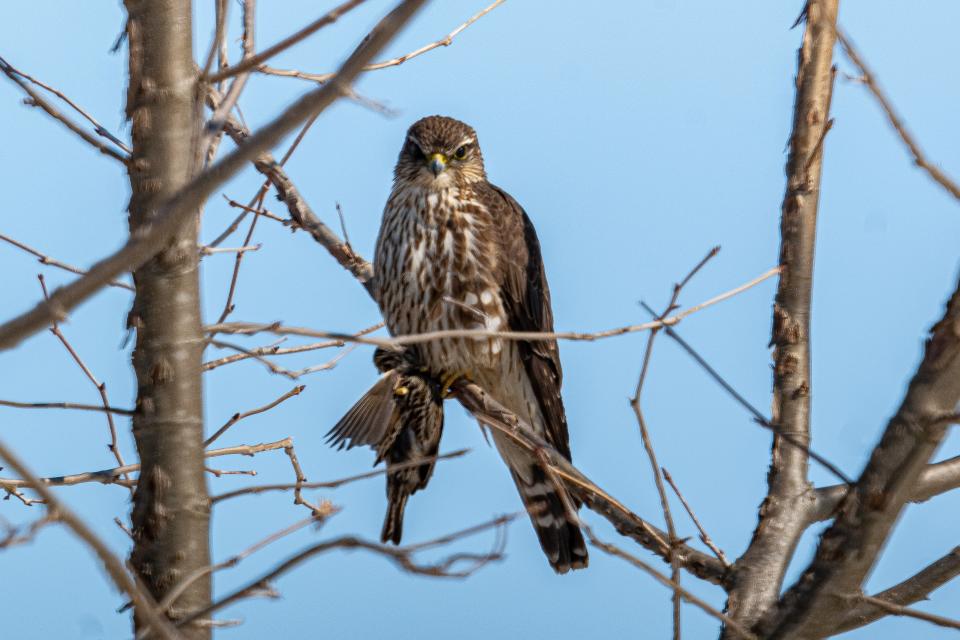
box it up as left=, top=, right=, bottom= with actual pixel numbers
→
left=454, top=145, right=468, bottom=160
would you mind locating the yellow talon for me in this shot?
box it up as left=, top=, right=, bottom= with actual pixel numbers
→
left=394, top=385, right=409, bottom=397
left=440, top=371, right=471, bottom=398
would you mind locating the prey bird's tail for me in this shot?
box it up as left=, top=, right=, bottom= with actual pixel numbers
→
left=327, top=349, right=445, bottom=546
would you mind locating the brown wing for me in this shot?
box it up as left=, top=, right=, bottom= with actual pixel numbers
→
left=326, top=372, right=400, bottom=453
left=483, top=183, right=572, bottom=461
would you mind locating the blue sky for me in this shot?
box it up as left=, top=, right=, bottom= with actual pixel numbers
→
left=2, top=1, right=959, bottom=638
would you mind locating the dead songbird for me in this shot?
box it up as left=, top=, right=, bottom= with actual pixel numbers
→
left=326, top=347, right=444, bottom=544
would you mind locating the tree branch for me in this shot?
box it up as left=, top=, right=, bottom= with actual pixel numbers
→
left=259, top=0, right=504, bottom=83
left=810, top=454, right=960, bottom=523
left=762, top=272, right=960, bottom=638
left=722, top=2, right=839, bottom=634
left=177, top=515, right=513, bottom=628
left=0, top=0, right=428, bottom=353
left=0, top=55, right=129, bottom=163
left=831, top=546, right=960, bottom=635
left=205, top=0, right=369, bottom=83
left=836, top=28, right=960, bottom=203
left=0, top=439, right=183, bottom=640
left=453, top=380, right=729, bottom=585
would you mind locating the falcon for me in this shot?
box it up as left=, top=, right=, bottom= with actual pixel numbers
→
left=327, top=347, right=445, bottom=544
left=372, top=115, right=587, bottom=573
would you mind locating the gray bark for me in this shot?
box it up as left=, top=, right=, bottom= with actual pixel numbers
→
left=123, top=1, right=211, bottom=636
left=722, top=2, right=839, bottom=635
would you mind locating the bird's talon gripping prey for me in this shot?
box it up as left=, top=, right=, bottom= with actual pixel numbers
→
left=439, top=371, right=467, bottom=398
left=330, top=116, right=587, bottom=574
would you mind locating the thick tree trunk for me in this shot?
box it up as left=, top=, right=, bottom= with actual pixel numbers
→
left=124, top=1, right=211, bottom=636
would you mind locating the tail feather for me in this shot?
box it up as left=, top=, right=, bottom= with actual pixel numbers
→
left=511, top=465, right=588, bottom=574
left=381, top=484, right=410, bottom=544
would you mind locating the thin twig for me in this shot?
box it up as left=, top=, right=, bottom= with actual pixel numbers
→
left=38, top=275, right=130, bottom=485
left=847, top=594, right=960, bottom=632
left=0, top=0, right=430, bottom=353
left=0, top=234, right=134, bottom=291
left=199, top=244, right=261, bottom=256
left=207, top=0, right=369, bottom=82
left=0, top=399, right=135, bottom=415
left=662, top=467, right=731, bottom=567
left=204, top=385, right=305, bottom=446
left=0, top=439, right=183, bottom=640
left=261, top=0, right=505, bottom=83
left=630, top=248, right=720, bottom=639
left=154, top=514, right=323, bottom=620
left=202, top=322, right=383, bottom=372
left=587, top=527, right=756, bottom=640
left=176, top=514, right=512, bottom=628
left=211, top=449, right=470, bottom=503
left=0, top=55, right=129, bottom=162
left=205, top=265, right=780, bottom=347
left=0, top=439, right=296, bottom=492
left=836, top=27, right=960, bottom=202
left=640, top=303, right=852, bottom=485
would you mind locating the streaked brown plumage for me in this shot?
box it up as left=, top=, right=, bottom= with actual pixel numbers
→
left=372, top=115, right=587, bottom=573
left=326, top=347, right=444, bottom=544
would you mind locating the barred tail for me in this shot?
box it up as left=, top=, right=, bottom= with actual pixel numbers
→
left=511, top=465, right=588, bottom=574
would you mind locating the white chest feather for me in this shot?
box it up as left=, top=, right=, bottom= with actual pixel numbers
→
left=376, top=185, right=506, bottom=369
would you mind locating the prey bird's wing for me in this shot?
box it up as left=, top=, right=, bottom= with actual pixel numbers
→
left=326, top=371, right=400, bottom=453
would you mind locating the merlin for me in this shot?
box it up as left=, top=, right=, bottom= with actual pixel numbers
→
left=373, top=115, right=587, bottom=573
left=328, top=347, right=444, bottom=544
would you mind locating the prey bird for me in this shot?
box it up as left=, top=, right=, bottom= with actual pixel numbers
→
left=327, top=347, right=445, bottom=544
left=368, top=115, right=587, bottom=573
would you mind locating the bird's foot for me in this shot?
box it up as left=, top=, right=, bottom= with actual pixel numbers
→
left=440, top=371, right=471, bottom=398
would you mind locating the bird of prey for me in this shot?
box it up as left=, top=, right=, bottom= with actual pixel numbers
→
left=327, top=347, right=445, bottom=544
left=372, top=115, right=588, bottom=573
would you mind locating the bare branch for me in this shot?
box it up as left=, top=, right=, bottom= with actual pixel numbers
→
left=0, top=0, right=429, bottom=352
left=37, top=274, right=130, bottom=489
left=218, top=104, right=375, bottom=290
left=723, top=2, right=838, bottom=633
left=177, top=515, right=513, bottom=628
left=641, top=308, right=852, bottom=485
left=832, top=547, right=960, bottom=634
left=206, top=0, right=369, bottom=83
left=211, top=449, right=469, bottom=503
left=453, top=380, right=729, bottom=585
left=0, top=438, right=296, bottom=492
left=260, top=0, right=505, bottom=83
left=837, top=28, right=960, bottom=203
left=587, top=528, right=755, bottom=640
left=763, top=275, right=960, bottom=636
left=202, top=322, right=383, bottom=372
left=0, top=439, right=183, bottom=640
left=630, top=247, right=720, bottom=639
left=810, top=454, right=960, bottom=523
left=204, top=264, right=779, bottom=347
left=662, top=467, right=731, bottom=568
left=0, top=234, right=134, bottom=291
left=0, top=399, right=134, bottom=415
left=0, top=55, right=129, bottom=163
left=205, top=385, right=305, bottom=446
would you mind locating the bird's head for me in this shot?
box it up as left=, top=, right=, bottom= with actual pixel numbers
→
left=394, top=115, right=485, bottom=189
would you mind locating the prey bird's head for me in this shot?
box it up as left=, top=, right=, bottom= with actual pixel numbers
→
left=394, top=115, right=485, bottom=188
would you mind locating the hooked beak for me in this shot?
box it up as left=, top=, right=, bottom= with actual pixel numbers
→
left=428, top=153, right=447, bottom=177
